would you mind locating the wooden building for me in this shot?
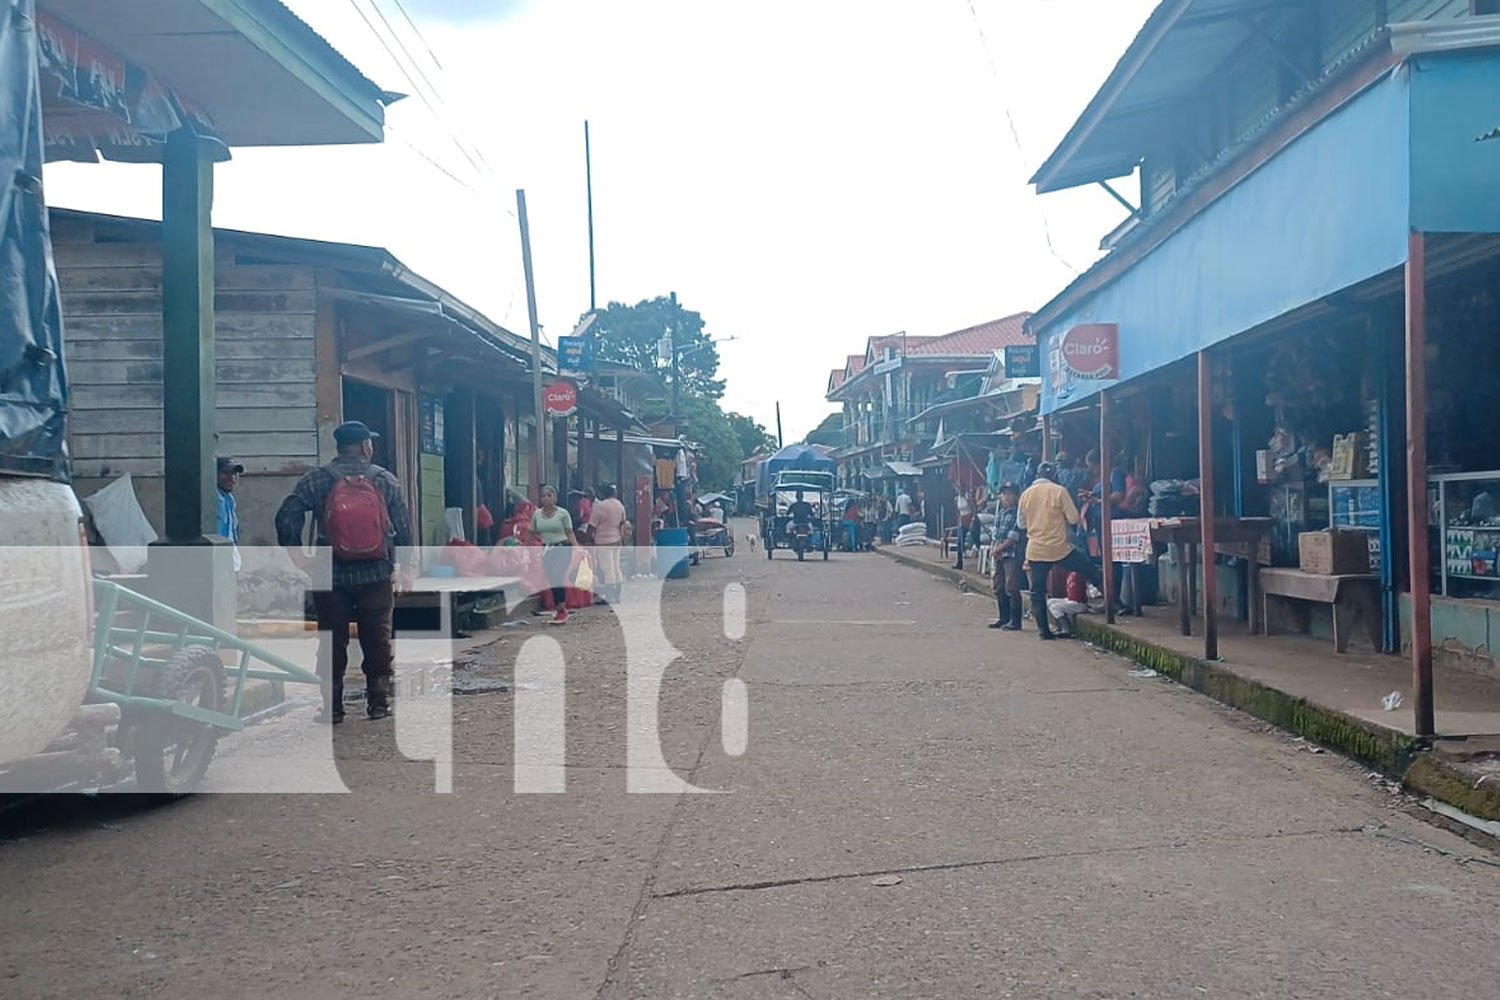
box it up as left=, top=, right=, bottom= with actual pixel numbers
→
left=53, top=209, right=634, bottom=564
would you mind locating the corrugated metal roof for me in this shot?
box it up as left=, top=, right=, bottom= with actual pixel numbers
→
left=1030, top=0, right=1273, bottom=193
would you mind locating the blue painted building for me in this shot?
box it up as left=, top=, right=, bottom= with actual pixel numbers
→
left=1026, top=1, right=1500, bottom=730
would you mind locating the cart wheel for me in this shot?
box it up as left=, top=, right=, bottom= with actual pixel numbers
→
left=131, top=646, right=225, bottom=795
left=797, top=548, right=805, bottom=562
left=725, top=540, right=735, bottom=557
left=823, top=546, right=829, bottom=561
left=766, top=541, right=774, bottom=560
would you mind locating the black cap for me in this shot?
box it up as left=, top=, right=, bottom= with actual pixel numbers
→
left=333, top=421, right=379, bottom=447
left=217, top=456, right=244, bottom=474
left=999, top=480, right=1019, bottom=494
left=1035, top=461, right=1058, bottom=482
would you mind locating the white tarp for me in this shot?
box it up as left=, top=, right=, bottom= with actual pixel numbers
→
left=82, top=473, right=157, bottom=573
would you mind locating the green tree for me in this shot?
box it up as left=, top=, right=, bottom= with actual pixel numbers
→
left=803, top=411, right=844, bottom=448
left=638, top=391, right=741, bottom=490
left=589, top=295, right=725, bottom=400
left=727, top=412, right=776, bottom=460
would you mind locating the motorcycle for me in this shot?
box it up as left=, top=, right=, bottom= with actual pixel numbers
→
left=789, top=521, right=813, bottom=561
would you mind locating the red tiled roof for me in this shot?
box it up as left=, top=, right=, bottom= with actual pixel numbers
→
left=902, top=312, right=1033, bottom=357
left=846, top=354, right=866, bottom=374
left=829, top=369, right=847, bottom=390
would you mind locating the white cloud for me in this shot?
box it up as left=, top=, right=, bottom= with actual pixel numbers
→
left=42, top=0, right=1157, bottom=442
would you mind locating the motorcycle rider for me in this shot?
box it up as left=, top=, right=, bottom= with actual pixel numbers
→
left=787, top=489, right=815, bottom=551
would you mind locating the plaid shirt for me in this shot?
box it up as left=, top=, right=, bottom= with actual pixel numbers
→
left=991, top=505, right=1021, bottom=562
left=275, top=457, right=414, bottom=589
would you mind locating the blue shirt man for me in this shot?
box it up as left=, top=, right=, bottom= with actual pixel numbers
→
left=217, top=456, right=243, bottom=573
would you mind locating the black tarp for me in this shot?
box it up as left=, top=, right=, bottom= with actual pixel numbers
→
left=0, top=0, right=69, bottom=481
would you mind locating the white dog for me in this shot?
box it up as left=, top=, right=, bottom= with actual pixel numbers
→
left=746, top=532, right=758, bottom=553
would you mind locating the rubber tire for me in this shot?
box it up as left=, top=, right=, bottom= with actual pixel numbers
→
left=823, top=547, right=829, bottom=561
left=725, top=540, right=735, bottom=557
left=767, top=543, right=773, bottom=560
left=131, top=646, right=225, bottom=795
left=797, top=548, right=805, bottom=562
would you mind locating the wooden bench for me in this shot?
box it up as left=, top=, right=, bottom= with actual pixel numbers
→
left=1259, top=568, right=1380, bottom=653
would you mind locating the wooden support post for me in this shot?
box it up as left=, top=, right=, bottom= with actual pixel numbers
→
left=151, top=129, right=232, bottom=629
left=160, top=129, right=217, bottom=543
left=592, top=417, right=603, bottom=489
left=1406, top=230, right=1435, bottom=738
left=1041, top=413, right=1052, bottom=462
left=1100, top=393, right=1115, bottom=624
left=616, top=427, right=626, bottom=494
left=1198, top=350, right=1219, bottom=661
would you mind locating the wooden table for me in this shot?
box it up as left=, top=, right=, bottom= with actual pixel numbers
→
left=1145, top=517, right=1273, bottom=637
left=1260, top=568, right=1380, bottom=653
left=400, top=575, right=524, bottom=635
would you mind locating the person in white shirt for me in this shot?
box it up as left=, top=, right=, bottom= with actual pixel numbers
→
left=895, top=489, right=913, bottom=528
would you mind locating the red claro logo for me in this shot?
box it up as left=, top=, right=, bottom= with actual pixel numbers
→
left=1060, top=323, right=1118, bottom=379
left=543, top=381, right=578, bottom=415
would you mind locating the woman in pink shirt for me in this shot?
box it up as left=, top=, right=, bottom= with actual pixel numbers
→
left=588, top=483, right=629, bottom=604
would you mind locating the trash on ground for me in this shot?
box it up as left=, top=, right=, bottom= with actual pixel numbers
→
left=870, top=874, right=903, bottom=886
left=1129, top=668, right=1158, bottom=678
left=1381, top=691, right=1403, bottom=711
left=501, top=619, right=531, bottom=629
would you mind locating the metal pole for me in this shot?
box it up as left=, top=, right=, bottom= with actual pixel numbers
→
left=517, top=189, right=545, bottom=499
left=1042, top=413, right=1052, bottom=462
left=1406, top=230, right=1436, bottom=738
left=1198, top=350, right=1220, bottom=661
left=670, top=290, right=680, bottom=422
left=585, top=121, right=596, bottom=313
left=775, top=401, right=784, bottom=448
left=1100, top=393, right=1116, bottom=624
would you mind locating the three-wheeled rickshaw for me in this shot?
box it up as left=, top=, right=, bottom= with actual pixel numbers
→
left=758, top=471, right=836, bottom=561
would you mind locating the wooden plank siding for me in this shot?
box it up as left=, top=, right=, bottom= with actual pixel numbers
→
left=58, top=242, right=320, bottom=481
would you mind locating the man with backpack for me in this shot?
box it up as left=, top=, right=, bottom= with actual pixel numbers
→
left=276, top=421, right=415, bottom=723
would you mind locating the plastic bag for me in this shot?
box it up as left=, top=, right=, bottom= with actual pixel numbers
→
left=573, top=556, right=594, bottom=592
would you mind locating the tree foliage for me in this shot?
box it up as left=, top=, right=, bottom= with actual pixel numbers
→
left=803, top=411, right=844, bottom=448
left=727, top=412, right=776, bottom=460
left=589, top=295, right=725, bottom=400
left=637, top=391, right=740, bottom=491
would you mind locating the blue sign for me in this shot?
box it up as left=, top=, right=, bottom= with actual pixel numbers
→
left=558, top=336, right=592, bottom=372
left=1004, top=344, right=1040, bottom=379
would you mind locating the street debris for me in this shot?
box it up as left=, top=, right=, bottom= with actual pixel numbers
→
left=1129, top=668, right=1158, bottom=678
left=870, top=874, right=903, bottom=886
left=1381, top=691, right=1403, bottom=711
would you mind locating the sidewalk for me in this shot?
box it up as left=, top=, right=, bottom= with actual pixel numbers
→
left=877, top=540, right=1500, bottom=829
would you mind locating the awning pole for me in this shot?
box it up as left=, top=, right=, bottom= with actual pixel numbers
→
left=1406, top=230, right=1436, bottom=738
left=1198, top=350, right=1219, bottom=661
left=1100, top=393, right=1116, bottom=624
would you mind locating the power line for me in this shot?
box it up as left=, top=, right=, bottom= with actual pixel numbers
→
left=962, top=0, right=1083, bottom=276
left=386, top=0, right=446, bottom=71
left=344, top=0, right=495, bottom=187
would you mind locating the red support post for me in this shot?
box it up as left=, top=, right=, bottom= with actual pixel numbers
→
left=1100, top=393, right=1115, bottom=624
left=1198, top=350, right=1219, bottom=661
left=1406, top=230, right=1436, bottom=738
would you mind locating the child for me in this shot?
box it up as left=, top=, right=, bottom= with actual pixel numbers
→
left=989, top=482, right=1024, bottom=631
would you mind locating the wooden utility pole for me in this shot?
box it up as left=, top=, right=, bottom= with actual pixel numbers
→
left=517, top=189, right=545, bottom=498
left=1406, top=230, right=1435, bottom=738
left=1198, top=350, right=1220, bottom=661
left=1100, top=392, right=1115, bottom=625
left=585, top=121, right=597, bottom=313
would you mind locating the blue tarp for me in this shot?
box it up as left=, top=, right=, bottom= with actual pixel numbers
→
left=757, top=444, right=836, bottom=495
left=0, top=2, right=69, bottom=480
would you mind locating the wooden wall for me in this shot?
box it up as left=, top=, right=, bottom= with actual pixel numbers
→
left=53, top=217, right=321, bottom=544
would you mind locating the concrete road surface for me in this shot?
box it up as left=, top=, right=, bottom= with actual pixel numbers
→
left=4, top=527, right=1499, bottom=999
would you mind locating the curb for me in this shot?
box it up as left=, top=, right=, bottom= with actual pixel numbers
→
left=876, top=545, right=991, bottom=594
left=876, top=545, right=1500, bottom=830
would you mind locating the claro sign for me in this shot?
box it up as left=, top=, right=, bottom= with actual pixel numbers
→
left=1048, top=323, right=1119, bottom=400
left=543, top=380, right=579, bottom=417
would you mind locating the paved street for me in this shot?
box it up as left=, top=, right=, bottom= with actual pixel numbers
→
left=4, top=529, right=1500, bottom=999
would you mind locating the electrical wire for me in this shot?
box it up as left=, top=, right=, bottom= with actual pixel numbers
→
left=344, top=0, right=496, bottom=188
left=962, top=0, right=1083, bottom=277
left=386, top=0, right=447, bottom=71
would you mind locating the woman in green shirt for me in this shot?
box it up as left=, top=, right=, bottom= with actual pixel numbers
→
left=532, top=485, right=580, bottom=624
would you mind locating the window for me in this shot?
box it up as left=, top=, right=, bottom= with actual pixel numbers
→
left=1477, top=0, right=1500, bottom=15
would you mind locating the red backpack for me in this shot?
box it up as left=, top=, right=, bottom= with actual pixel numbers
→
left=324, top=469, right=391, bottom=561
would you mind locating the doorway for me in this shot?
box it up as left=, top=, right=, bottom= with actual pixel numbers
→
left=342, top=379, right=395, bottom=472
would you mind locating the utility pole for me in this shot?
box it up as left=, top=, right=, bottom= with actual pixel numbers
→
left=775, top=401, right=783, bottom=448
left=517, top=189, right=545, bottom=499
left=585, top=121, right=596, bottom=312
left=670, top=290, right=680, bottom=426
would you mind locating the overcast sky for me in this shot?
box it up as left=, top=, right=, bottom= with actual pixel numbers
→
left=44, top=0, right=1159, bottom=442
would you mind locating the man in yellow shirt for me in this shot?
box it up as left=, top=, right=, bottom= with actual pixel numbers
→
left=1018, top=461, right=1103, bottom=640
